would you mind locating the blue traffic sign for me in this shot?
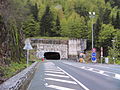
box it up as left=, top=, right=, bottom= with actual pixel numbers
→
left=92, top=52, right=96, bottom=57
left=91, top=57, right=96, bottom=61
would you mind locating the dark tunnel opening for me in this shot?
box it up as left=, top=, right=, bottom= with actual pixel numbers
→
left=44, top=52, right=60, bottom=60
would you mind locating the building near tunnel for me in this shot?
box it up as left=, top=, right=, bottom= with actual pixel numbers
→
left=31, top=39, right=87, bottom=60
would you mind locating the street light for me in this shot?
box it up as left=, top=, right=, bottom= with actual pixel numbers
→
left=89, top=12, right=95, bottom=49
left=23, top=38, right=33, bottom=67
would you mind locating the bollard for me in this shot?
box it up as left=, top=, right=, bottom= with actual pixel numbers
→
left=42, top=58, right=44, bottom=61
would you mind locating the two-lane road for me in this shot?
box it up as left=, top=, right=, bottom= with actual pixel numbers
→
left=28, top=60, right=120, bottom=90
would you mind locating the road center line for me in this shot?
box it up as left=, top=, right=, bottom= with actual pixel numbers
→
left=57, top=67, right=90, bottom=90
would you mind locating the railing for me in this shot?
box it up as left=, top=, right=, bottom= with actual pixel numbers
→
left=0, top=62, right=38, bottom=90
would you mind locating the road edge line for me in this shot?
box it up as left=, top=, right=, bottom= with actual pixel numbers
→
left=57, top=66, right=90, bottom=90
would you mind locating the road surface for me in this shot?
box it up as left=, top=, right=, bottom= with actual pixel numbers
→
left=27, top=60, right=120, bottom=90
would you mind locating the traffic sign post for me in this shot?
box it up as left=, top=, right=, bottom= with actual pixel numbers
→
left=23, top=38, right=33, bottom=67
left=91, top=48, right=97, bottom=62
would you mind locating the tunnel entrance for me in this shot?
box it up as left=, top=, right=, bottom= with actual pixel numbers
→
left=44, top=52, right=60, bottom=60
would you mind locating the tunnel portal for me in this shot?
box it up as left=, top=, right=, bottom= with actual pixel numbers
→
left=44, top=52, right=60, bottom=60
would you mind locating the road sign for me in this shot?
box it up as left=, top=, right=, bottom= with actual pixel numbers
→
left=23, top=43, right=33, bottom=50
left=23, top=39, right=33, bottom=50
left=92, top=48, right=96, bottom=52
left=92, top=52, right=96, bottom=57
left=91, top=57, right=96, bottom=61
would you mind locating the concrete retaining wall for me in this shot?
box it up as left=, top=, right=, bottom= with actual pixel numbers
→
left=0, top=62, right=38, bottom=90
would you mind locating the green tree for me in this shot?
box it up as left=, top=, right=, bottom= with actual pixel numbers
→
left=23, top=17, right=40, bottom=37
left=40, top=6, right=55, bottom=36
left=102, top=8, right=111, bottom=24
left=67, top=12, right=87, bottom=38
left=99, top=24, right=116, bottom=56
left=31, top=3, right=39, bottom=21
left=60, top=18, right=69, bottom=37
left=94, top=18, right=102, bottom=47
left=114, top=11, right=120, bottom=29
left=52, top=15, right=61, bottom=37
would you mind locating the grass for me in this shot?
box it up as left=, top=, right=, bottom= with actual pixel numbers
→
left=30, top=36, right=69, bottom=40
left=0, top=62, right=26, bottom=79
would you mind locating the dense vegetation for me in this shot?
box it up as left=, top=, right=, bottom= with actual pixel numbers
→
left=24, top=0, right=120, bottom=61
left=0, top=0, right=120, bottom=83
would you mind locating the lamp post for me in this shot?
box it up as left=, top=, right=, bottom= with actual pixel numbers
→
left=89, top=12, right=95, bottom=49
left=23, top=38, right=33, bottom=67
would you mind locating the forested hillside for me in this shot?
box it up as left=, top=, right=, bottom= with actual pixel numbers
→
left=0, top=0, right=120, bottom=83
left=22, top=0, right=120, bottom=58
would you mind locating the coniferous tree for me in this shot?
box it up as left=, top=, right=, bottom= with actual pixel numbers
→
left=114, top=11, right=120, bottom=29
left=23, top=17, right=40, bottom=37
left=52, top=15, right=61, bottom=37
left=103, top=8, right=111, bottom=24
left=104, top=0, right=109, bottom=3
left=30, top=3, right=39, bottom=21
left=40, top=6, right=55, bottom=36
left=94, top=18, right=102, bottom=48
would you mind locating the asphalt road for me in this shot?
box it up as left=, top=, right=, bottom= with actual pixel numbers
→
left=27, top=60, right=120, bottom=90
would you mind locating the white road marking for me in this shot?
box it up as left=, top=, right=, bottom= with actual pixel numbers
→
left=45, top=78, right=77, bottom=84
left=81, top=67, right=120, bottom=80
left=45, top=73, right=70, bottom=78
left=46, top=85, right=76, bottom=90
left=44, top=83, right=48, bottom=86
left=99, top=70, right=105, bottom=74
left=64, top=62, right=120, bottom=80
left=45, top=71, right=65, bottom=74
left=57, top=67, right=90, bottom=90
left=80, top=66, right=85, bottom=69
left=115, top=74, right=120, bottom=80
left=45, top=69, right=61, bottom=71
left=79, top=67, right=111, bottom=77
left=88, top=68, right=93, bottom=71
left=94, top=65, right=111, bottom=68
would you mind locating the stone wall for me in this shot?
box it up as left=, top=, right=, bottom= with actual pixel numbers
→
left=36, top=44, right=68, bottom=59
left=68, top=39, right=87, bottom=59
left=31, top=38, right=87, bottom=60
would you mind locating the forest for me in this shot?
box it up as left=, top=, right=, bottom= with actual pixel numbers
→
left=0, top=0, right=120, bottom=83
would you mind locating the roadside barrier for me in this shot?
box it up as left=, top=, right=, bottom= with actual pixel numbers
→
left=0, top=62, right=38, bottom=90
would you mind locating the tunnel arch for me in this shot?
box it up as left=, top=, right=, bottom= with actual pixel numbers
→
left=44, top=52, right=60, bottom=60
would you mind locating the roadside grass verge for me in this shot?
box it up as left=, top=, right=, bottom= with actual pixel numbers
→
left=0, top=62, right=26, bottom=84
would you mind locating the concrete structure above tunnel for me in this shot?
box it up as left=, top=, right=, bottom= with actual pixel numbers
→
left=31, top=39, right=87, bottom=59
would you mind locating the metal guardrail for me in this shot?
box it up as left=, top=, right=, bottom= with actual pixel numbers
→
left=0, top=62, right=38, bottom=90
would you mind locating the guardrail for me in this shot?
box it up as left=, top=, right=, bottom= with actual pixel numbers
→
left=0, top=62, right=38, bottom=90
